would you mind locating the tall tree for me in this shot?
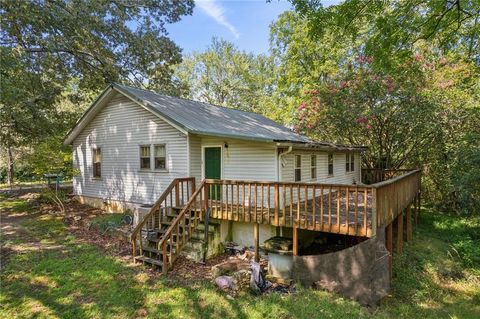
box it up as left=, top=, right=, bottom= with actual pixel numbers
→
left=0, top=0, right=194, bottom=184
left=290, top=0, right=480, bottom=68
left=174, top=38, right=276, bottom=115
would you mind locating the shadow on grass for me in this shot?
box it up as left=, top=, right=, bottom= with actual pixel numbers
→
left=0, top=215, right=146, bottom=319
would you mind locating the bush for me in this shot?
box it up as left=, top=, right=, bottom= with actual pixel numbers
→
left=90, top=212, right=131, bottom=234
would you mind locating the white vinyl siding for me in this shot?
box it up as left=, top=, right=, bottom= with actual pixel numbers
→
left=72, top=93, right=188, bottom=205
left=281, top=150, right=361, bottom=184
left=200, top=136, right=277, bottom=181
left=189, top=134, right=202, bottom=182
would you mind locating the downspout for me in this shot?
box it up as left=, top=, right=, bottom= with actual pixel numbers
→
left=277, top=146, right=292, bottom=237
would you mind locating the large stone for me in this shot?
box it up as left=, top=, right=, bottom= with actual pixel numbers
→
left=262, top=236, right=292, bottom=252
left=211, top=259, right=250, bottom=278
left=215, top=276, right=235, bottom=290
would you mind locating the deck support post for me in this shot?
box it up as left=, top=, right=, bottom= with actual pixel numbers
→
left=292, top=226, right=298, bottom=256
left=254, top=223, right=260, bottom=262
left=386, top=222, right=393, bottom=278
left=406, top=205, right=412, bottom=241
left=397, top=210, right=403, bottom=254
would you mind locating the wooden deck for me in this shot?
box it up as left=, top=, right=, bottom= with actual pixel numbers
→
left=207, top=189, right=373, bottom=237
left=131, top=169, right=421, bottom=272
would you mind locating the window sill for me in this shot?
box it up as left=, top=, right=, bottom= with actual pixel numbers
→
left=91, top=177, right=102, bottom=181
left=326, top=174, right=334, bottom=178
left=138, top=169, right=169, bottom=173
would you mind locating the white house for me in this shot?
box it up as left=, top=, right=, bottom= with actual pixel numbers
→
left=64, top=83, right=365, bottom=212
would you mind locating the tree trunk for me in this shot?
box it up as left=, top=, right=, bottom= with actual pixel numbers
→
left=6, top=146, right=14, bottom=185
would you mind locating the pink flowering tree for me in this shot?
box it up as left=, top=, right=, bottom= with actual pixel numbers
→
left=295, top=55, right=438, bottom=170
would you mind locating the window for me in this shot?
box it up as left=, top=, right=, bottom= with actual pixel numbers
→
left=346, top=153, right=355, bottom=172
left=140, top=146, right=151, bottom=169
left=92, top=148, right=101, bottom=178
left=294, top=155, right=301, bottom=182
left=154, top=144, right=166, bottom=169
left=328, top=153, right=334, bottom=176
left=311, top=155, right=317, bottom=179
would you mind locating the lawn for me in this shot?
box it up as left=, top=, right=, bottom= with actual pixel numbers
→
left=1, top=194, right=479, bottom=319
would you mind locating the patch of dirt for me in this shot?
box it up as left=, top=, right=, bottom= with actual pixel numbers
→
left=167, top=254, right=231, bottom=283
left=61, top=200, right=133, bottom=258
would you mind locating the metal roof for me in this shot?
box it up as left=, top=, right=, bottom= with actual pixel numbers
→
left=114, top=84, right=312, bottom=143
left=64, top=83, right=367, bottom=150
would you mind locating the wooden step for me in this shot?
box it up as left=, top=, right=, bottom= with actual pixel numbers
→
left=134, top=255, right=163, bottom=267
left=141, top=246, right=162, bottom=255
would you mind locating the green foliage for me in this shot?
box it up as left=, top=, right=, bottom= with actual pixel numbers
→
left=296, top=55, right=439, bottom=170
left=174, top=38, right=276, bottom=115
left=290, top=0, right=480, bottom=68
left=0, top=0, right=194, bottom=184
left=1, top=197, right=479, bottom=318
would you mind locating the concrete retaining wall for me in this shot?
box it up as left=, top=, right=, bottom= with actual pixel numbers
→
left=292, top=228, right=390, bottom=305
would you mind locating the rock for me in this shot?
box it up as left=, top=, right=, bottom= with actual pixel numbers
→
left=232, top=269, right=250, bottom=292
left=211, top=259, right=250, bottom=278
left=262, top=236, right=292, bottom=252
left=215, top=276, right=235, bottom=290
left=226, top=294, right=234, bottom=300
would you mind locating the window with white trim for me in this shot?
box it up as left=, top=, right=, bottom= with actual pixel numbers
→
left=154, top=144, right=166, bottom=170
left=346, top=153, right=355, bottom=172
left=294, top=155, right=301, bottom=182
left=92, top=148, right=101, bottom=178
left=140, top=146, right=151, bottom=169
left=311, top=154, right=317, bottom=179
left=328, top=153, right=334, bottom=176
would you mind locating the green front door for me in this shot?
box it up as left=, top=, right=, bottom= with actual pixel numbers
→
left=204, top=147, right=221, bottom=199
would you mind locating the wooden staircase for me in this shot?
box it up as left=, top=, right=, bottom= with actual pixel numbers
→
left=131, top=178, right=211, bottom=274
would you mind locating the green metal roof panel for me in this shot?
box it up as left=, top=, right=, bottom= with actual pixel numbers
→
left=114, top=84, right=312, bottom=143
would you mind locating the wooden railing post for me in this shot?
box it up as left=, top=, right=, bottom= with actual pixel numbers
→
left=175, top=183, right=180, bottom=207
left=274, top=183, right=279, bottom=226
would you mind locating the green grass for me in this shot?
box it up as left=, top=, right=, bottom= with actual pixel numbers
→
left=1, top=196, right=479, bottom=319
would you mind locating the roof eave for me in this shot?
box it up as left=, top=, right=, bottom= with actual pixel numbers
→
left=275, top=141, right=368, bottom=152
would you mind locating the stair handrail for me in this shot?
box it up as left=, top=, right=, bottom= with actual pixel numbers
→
left=158, top=179, right=207, bottom=273
left=130, top=177, right=195, bottom=257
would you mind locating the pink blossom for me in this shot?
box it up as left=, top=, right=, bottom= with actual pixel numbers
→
left=366, top=124, right=372, bottom=130
left=414, top=53, right=422, bottom=61
left=339, top=80, right=347, bottom=89
left=298, top=103, right=305, bottom=110
left=355, top=117, right=368, bottom=123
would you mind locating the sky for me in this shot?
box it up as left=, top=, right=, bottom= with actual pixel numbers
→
left=167, top=0, right=294, bottom=55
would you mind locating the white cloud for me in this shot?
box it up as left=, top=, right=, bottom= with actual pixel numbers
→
left=196, top=0, right=240, bottom=38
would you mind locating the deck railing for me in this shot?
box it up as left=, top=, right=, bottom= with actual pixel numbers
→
left=204, top=179, right=375, bottom=237
left=361, top=168, right=414, bottom=184
left=373, top=169, right=421, bottom=227
left=202, top=169, right=421, bottom=238
left=130, top=177, right=196, bottom=259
